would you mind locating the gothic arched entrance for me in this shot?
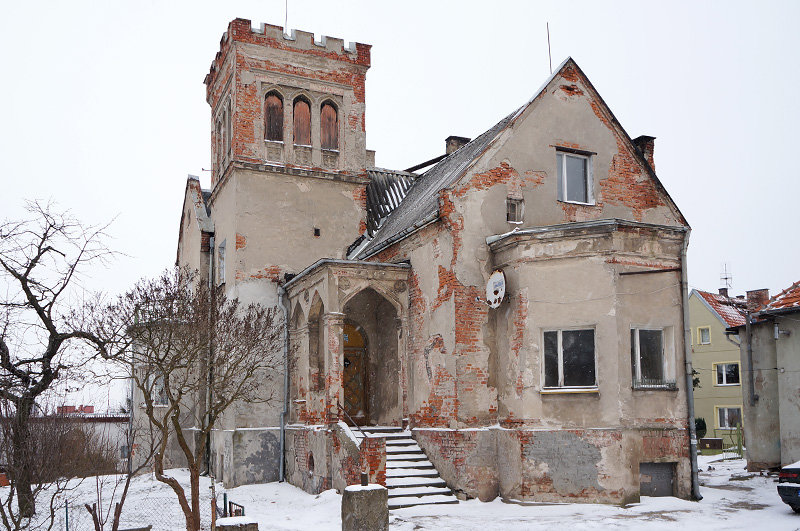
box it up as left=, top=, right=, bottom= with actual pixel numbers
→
left=342, top=323, right=368, bottom=424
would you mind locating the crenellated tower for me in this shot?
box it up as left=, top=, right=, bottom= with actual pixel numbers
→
left=204, top=18, right=373, bottom=185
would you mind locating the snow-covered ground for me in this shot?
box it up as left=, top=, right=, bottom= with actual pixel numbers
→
left=21, top=455, right=800, bottom=530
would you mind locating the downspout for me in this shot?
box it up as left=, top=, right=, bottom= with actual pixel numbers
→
left=680, top=230, right=702, bottom=500
left=745, top=313, right=756, bottom=406
left=278, top=284, right=290, bottom=482
left=204, top=235, right=215, bottom=475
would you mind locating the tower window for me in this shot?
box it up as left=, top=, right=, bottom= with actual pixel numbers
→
left=321, top=101, right=338, bottom=150
left=265, top=92, right=284, bottom=142
left=293, top=97, right=311, bottom=146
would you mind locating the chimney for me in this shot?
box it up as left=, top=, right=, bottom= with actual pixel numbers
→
left=718, top=287, right=729, bottom=297
left=746, top=289, right=770, bottom=312
left=632, top=135, right=656, bottom=172
left=446, top=136, right=471, bottom=155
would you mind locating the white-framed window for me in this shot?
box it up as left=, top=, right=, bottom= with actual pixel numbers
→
left=557, top=151, right=593, bottom=204
left=717, top=406, right=742, bottom=429
left=631, top=327, right=676, bottom=389
left=147, top=374, right=168, bottom=406
left=543, top=328, right=596, bottom=389
left=506, top=197, right=524, bottom=224
left=714, top=362, right=740, bottom=386
left=697, top=326, right=711, bottom=345
left=217, top=239, right=226, bottom=285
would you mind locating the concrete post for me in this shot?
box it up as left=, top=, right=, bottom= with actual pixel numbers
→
left=341, top=484, right=388, bottom=531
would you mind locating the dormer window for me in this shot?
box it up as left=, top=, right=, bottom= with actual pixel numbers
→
left=293, top=97, right=311, bottom=146
left=557, top=150, right=593, bottom=204
left=321, top=101, right=338, bottom=150
left=265, top=92, right=284, bottom=142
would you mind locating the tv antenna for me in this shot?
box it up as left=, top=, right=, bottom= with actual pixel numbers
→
left=720, top=263, right=732, bottom=290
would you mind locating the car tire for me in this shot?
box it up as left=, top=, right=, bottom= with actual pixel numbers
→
left=793, top=506, right=800, bottom=514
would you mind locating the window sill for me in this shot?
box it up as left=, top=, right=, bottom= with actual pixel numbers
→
left=507, top=220, right=523, bottom=225
left=264, top=139, right=284, bottom=144
left=714, top=383, right=740, bottom=387
left=293, top=144, right=312, bottom=148
left=321, top=148, right=340, bottom=153
left=558, top=199, right=596, bottom=207
left=541, top=387, right=599, bottom=395
left=632, top=385, right=678, bottom=392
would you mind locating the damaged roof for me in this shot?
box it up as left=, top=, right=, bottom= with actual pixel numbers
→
left=693, top=289, right=747, bottom=328
left=757, top=280, right=800, bottom=315
left=353, top=109, right=518, bottom=259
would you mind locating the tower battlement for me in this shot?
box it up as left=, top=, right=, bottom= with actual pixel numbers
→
left=205, top=18, right=371, bottom=88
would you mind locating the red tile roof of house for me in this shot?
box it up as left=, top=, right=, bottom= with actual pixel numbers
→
left=759, top=280, right=800, bottom=314
left=695, top=289, right=747, bottom=328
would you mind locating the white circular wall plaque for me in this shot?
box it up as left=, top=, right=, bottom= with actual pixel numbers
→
left=486, top=269, right=506, bottom=309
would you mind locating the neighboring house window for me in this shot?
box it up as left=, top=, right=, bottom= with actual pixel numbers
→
left=717, top=406, right=742, bottom=429
left=148, top=374, right=168, bottom=406
left=217, top=240, right=226, bottom=285
left=543, top=329, right=596, bottom=389
left=265, top=92, right=284, bottom=142
left=698, top=326, right=711, bottom=345
left=557, top=151, right=593, bottom=204
left=715, top=362, right=740, bottom=386
left=631, top=328, right=675, bottom=389
left=320, top=101, right=338, bottom=150
left=293, top=97, right=311, bottom=146
left=506, top=198, right=524, bottom=224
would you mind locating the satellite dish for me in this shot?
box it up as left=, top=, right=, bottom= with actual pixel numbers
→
left=486, top=270, right=506, bottom=309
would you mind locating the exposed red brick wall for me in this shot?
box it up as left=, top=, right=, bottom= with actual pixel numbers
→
left=235, top=266, right=281, bottom=282
left=235, top=233, right=247, bottom=250
left=360, top=437, right=386, bottom=486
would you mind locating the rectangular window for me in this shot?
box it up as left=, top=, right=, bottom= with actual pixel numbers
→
left=717, top=406, right=742, bottom=429
left=217, top=240, right=226, bottom=285
left=506, top=198, right=523, bottom=224
left=631, top=328, right=675, bottom=389
left=698, top=326, right=711, bottom=345
left=543, top=329, right=596, bottom=389
left=557, top=151, right=592, bottom=204
left=148, top=374, right=169, bottom=406
left=715, top=363, right=740, bottom=386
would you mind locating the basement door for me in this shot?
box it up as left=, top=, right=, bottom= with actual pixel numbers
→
left=342, top=323, right=367, bottom=425
left=639, top=462, right=675, bottom=497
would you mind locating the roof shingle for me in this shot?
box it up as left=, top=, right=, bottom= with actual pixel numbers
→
left=695, top=289, right=747, bottom=328
left=759, top=280, right=800, bottom=314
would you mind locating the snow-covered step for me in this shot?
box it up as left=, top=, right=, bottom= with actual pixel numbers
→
left=386, top=467, right=438, bottom=478
left=387, top=486, right=453, bottom=498
left=386, top=444, right=422, bottom=453
left=386, top=476, right=447, bottom=488
left=386, top=459, right=434, bottom=469
left=388, top=494, right=460, bottom=510
left=386, top=453, right=428, bottom=461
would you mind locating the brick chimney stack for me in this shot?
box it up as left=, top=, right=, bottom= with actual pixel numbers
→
left=746, top=289, right=770, bottom=312
left=632, top=135, right=656, bottom=172
left=718, top=287, right=729, bottom=297
left=446, top=136, right=471, bottom=154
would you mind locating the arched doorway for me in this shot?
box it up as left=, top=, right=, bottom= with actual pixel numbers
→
left=342, top=323, right=367, bottom=424
left=342, top=288, right=401, bottom=426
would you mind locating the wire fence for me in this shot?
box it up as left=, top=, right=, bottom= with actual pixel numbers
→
left=52, top=490, right=217, bottom=531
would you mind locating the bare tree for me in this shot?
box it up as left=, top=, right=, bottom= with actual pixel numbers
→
left=0, top=201, right=113, bottom=518
left=101, top=268, right=281, bottom=531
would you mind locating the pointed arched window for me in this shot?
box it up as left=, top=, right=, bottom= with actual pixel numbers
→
left=293, top=97, right=311, bottom=146
left=321, top=101, right=338, bottom=150
left=265, top=92, right=284, bottom=142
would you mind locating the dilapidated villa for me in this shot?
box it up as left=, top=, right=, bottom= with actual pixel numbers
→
left=175, top=18, right=698, bottom=506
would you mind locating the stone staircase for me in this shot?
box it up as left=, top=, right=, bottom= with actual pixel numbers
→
left=354, top=426, right=459, bottom=510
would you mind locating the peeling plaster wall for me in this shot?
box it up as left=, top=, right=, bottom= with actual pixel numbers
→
left=776, top=316, right=800, bottom=466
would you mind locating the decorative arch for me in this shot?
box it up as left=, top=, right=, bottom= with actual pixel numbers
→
left=293, top=95, right=312, bottom=146
left=340, top=283, right=404, bottom=317
left=264, top=90, right=284, bottom=142
left=320, top=100, right=338, bottom=150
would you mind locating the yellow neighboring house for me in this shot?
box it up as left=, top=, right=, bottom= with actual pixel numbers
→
left=689, top=288, right=747, bottom=437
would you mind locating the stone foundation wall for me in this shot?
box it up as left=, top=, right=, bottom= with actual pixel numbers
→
left=415, top=427, right=689, bottom=503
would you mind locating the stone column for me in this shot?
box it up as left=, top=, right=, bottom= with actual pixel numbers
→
left=341, top=485, right=388, bottom=531
left=324, top=311, right=346, bottom=424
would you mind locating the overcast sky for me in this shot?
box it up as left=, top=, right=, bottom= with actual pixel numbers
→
left=2, top=2, right=798, bottom=313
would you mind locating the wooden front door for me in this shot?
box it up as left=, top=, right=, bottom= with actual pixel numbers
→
left=342, top=323, right=367, bottom=425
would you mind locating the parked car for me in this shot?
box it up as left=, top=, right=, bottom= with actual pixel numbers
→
left=778, top=461, right=800, bottom=513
